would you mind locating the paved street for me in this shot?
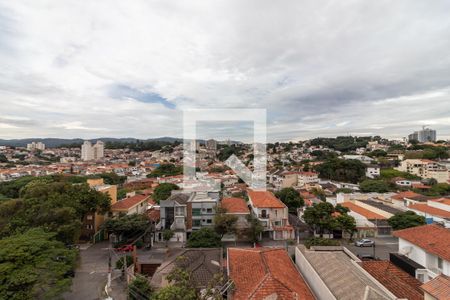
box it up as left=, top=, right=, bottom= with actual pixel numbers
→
left=344, top=237, right=399, bottom=260
left=63, top=242, right=110, bottom=300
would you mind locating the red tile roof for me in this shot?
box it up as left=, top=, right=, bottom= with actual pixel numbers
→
left=408, top=203, right=450, bottom=218
left=393, top=224, right=450, bottom=262
left=247, top=190, right=286, bottom=208
left=420, top=275, right=450, bottom=299
left=221, top=198, right=250, bottom=214
left=392, top=191, right=422, bottom=200
left=111, top=194, right=149, bottom=211
left=431, top=197, right=450, bottom=206
left=341, top=202, right=386, bottom=219
left=147, top=209, right=160, bottom=222
left=360, top=261, right=423, bottom=300
left=228, top=248, right=314, bottom=300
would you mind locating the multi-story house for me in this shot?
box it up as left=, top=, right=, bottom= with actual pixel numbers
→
left=393, top=224, right=450, bottom=283
left=396, top=159, right=449, bottom=183
left=247, top=189, right=294, bottom=240
left=298, top=171, right=319, bottom=186
left=110, top=192, right=151, bottom=216
left=158, top=191, right=220, bottom=242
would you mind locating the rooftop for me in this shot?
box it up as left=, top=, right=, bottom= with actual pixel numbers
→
left=111, top=194, right=149, bottom=211
left=359, top=199, right=404, bottom=215
left=420, top=275, right=450, bottom=299
left=360, top=261, right=423, bottom=300
left=392, top=191, right=429, bottom=202
left=408, top=203, right=450, bottom=218
left=341, top=202, right=386, bottom=220
left=299, top=246, right=392, bottom=300
left=228, top=248, right=314, bottom=300
left=247, top=189, right=286, bottom=208
left=393, top=224, right=450, bottom=262
left=221, top=197, right=249, bottom=214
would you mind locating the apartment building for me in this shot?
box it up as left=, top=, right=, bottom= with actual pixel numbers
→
left=81, top=140, right=104, bottom=161
left=26, top=141, right=45, bottom=151
left=247, top=189, right=294, bottom=240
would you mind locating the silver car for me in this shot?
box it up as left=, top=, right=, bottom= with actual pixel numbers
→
left=354, top=239, right=375, bottom=247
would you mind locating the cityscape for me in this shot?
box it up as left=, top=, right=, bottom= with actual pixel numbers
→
left=1, top=1, right=450, bottom=300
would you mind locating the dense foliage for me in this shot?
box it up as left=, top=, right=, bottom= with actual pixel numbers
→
left=388, top=211, right=426, bottom=230
left=379, top=169, right=421, bottom=180
left=309, top=136, right=373, bottom=152
left=128, top=275, right=154, bottom=300
left=0, top=179, right=111, bottom=244
left=304, top=237, right=340, bottom=248
left=186, top=227, right=222, bottom=248
left=105, top=140, right=176, bottom=151
left=217, top=145, right=243, bottom=161
left=147, top=164, right=182, bottom=178
left=314, top=158, right=366, bottom=183
left=275, top=187, right=304, bottom=213
left=359, top=179, right=391, bottom=193
left=152, top=183, right=180, bottom=203
left=102, top=214, right=149, bottom=241
left=0, top=229, right=77, bottom=300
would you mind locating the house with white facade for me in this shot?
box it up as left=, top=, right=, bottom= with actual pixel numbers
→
left=247, top=189, right=294, bottom=240
left=407, top=197, right=450, bottom=227
left=396, top=159, right=450, bottom=183
left=393, top=224, right=450, bottom=283
left=365, top=165, right=380, bottom=179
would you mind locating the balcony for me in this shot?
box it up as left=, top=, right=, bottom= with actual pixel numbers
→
left=258, top=214, right=270, bottom=219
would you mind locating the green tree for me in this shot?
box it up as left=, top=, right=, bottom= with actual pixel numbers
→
left=275, top=187, right=304, bottom=213
left=102, top=214, right=149, bottom=241
left=128, top=274, right=153, bottom=300
left=153, top=183, right=180, bottom=203
left=163, top=229, right=174, bottom=247
left=315, top=158, right=366, bottom=183
left=388, top=211, right=426, bottom=230
left=0, top=229, right=77, bottom=300
left=116, top=255, right=133, bottom=269
left=359, top=179, right=390, bottom=193
left=213, top=207, right=238, bottom=238
left=246, top=214, right=263, bottom=243
left=335, top=214, right=356, bottom=240
left=186, top=227, right=221, bottom=248
left=303, top=202, right=335, bottom=237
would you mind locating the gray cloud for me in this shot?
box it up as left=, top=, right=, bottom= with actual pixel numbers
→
left=0, top=0, right=449, bottom=141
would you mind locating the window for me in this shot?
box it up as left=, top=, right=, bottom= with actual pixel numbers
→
left=86, top=225, right=93, bottom=230
left=193, top=220, right=201, bottom=227
left=206, top=208, right=213, bottom=213
left=192, top=208, right=201, bottom=216
left=86, top=215, right=93, bottom=220
left=438, top=257, right=443, bottom=270
left=206, top=219, right=212, bottom=224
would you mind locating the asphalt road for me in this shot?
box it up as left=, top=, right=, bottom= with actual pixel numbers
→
left=63, top=242, right=110, bottom=300
left=345, top=236, right=399, bottom=260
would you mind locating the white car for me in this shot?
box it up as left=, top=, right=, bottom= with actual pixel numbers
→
left=354, top=239, right=375, bottom=247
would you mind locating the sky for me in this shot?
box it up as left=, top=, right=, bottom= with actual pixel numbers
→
left=0, top=0, right=450, bottom=142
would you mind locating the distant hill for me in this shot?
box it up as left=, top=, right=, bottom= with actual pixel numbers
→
left=0, top=137, right=241, bottom=148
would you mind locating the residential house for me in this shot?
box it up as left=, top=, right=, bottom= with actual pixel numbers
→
left=295, top=245, right=396, bottom=299
left=393, top=224, right=450, bottom=283
left=111, top=193, right=150, bottom=216
left=359, top=261, right=424, bottom=300
left=227, top=247, right=314, bottom=299
left=298, top=171, right=320, bottom=187
left=151, top=248, right=223, bottom=291
left=189, top=191, right=220, bottom=231
left=420, top=274, right=450, bottom=300
left=391, top=191, right=430, bottom=208
left=396, top=159, right=449, bottom=183
left=407, top=198, right=450, bottom=226
left=247, top=189, right=294, bottom=240
left=365, top=165, right=381, bottom=179
left=221, top=197, right=250, bottom=234
left=158, top=192, right=191, bottom=242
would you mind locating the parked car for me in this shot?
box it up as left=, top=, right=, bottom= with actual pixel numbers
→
left=116, top=244, right=133, bottom=252
left=354, top=239, right=375, bottom=247
left=357, top=254, right=376, bottom=260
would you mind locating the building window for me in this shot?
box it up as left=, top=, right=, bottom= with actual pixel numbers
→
left=206, top=219, right=212, bottom=224
left=193, top=220, right=201, bottom=227
left=86, top=225, right=93, bottom=230
left=192, top=208, right=201, bottom=216
left=206, top=208, right=213, bottom=213
left=438, top=257, right=443, bottom=270
left=86, top=215, right=93, bottom=220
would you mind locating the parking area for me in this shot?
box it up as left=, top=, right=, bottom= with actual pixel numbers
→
left=345, top=236, right=399, bottom=260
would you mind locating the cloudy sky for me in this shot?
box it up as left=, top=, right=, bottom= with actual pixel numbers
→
left=1, top=0, right=450, bottom=142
